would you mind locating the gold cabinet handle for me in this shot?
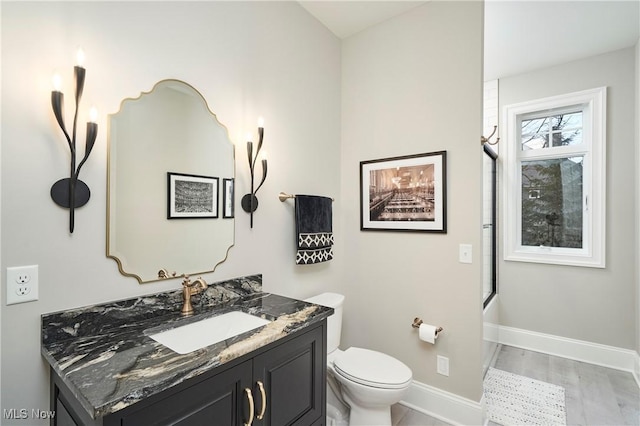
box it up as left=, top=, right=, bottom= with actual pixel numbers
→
left=244, top=388, right=255, bottom=426
left=256, top=381, right=267, bottom=420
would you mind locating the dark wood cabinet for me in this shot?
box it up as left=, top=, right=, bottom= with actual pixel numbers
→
left=253, top=325, right=325, bottom=426
left=52, top=321, right=326, bottom=426
left=120, top=360, right=253, bottom=426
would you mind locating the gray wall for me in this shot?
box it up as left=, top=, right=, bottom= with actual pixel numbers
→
left=499, top=47, right=637, bottom=349
left=636, top=37, right=640, bottom=358
left=340, top=1, right=485, bottom=401
left=1, top=1, right=487, bottom=420
left=1, top=2, right=343, bottom=421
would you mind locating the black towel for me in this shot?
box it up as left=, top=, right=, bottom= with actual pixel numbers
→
left=295, top=195, right=333, bottom=264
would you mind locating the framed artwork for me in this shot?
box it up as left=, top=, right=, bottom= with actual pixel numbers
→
left=167, top=172, right=219, bottom=219
left=223, top=178, right=234, bottom=218
left=360, top=151, right=447, bottom=233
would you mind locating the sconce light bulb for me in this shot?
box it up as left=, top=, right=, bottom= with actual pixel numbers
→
left=260, top=150, right=268, bottom=161
left=246, top=132, right=252, bottom=142
left=258, top=117, right=264, bottom=128
left=52, top=74, right=62, bottom=91
left=89, top=106, right=98, bottom=123
left=76, top=48, right=85, bottom=67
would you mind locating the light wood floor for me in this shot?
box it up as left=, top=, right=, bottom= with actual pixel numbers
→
left=391, top=344, right=640, bottom=425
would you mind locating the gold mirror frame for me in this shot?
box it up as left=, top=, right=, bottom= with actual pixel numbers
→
left=107, top=79, right=235, bottom=283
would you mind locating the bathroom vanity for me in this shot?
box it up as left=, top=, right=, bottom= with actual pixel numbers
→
left=41, top=275, right=331, bottom=426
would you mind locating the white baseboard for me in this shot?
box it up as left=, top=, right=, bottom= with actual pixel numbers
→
left=400, top=380, right=483, bottom=426
left=400, top=327, right=639, bottom=423
left=498, top=325, right=639, bottom=381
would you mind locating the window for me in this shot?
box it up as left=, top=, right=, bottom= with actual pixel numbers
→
left=503, top=87, right=606, bottom=268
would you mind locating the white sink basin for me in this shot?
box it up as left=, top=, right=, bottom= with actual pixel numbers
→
left=149, top=311, right=272, bottom=354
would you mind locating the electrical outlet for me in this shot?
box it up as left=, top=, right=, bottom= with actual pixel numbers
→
left=6, top=265, right=39, bottom=305
left=437, top=355, right=450, bottom=376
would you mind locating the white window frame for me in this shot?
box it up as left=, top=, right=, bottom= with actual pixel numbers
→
left=503, top=87, right=606, bottom=268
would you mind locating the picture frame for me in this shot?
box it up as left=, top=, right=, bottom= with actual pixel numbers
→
left=167, top=172, right=219, bottom=219
left=360, top=151, right=447, bottom=233
left=223, top=178, right=234, bottom=218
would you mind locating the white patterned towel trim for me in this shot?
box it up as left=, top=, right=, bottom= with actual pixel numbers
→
left=298, top=232, right=334, bottom=249
left=296, top=247, right=333, bottom=265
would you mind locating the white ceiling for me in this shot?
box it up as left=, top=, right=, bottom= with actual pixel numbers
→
left=484, top=1, right=640, bottom=80
left=298, top=1, right=427, bottom=38
left=298, top=1, right=640, bottom=80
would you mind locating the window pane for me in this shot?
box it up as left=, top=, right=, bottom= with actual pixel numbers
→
left=522, top=112, right=583, bottom=150
left=549, top=129, right=583, bottom=147
left=521, top=157, right=583, bottom=248
left=521, top=134, right=548, bottom=150
left=562, top=129, right=582, bottom=146
left=521, top=117, right=549, bottom=135
left=551, top=111, right=582, bottom=130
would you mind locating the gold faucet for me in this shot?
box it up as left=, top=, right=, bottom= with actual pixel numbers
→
left=181, top=275, right=208, bottom=315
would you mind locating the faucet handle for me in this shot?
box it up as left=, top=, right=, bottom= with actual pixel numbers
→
left=181, top=275, right=191, bottom=287
left=180, top=276, right=207, bottom=316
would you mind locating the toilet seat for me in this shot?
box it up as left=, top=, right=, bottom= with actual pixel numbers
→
left=333, top=347, right=412, bottom=389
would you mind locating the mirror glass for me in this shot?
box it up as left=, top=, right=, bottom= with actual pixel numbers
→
left=107, top=79, right=235, bottom=283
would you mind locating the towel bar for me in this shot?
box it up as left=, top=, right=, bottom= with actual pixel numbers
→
left=279, top=192, right=334, bottom=202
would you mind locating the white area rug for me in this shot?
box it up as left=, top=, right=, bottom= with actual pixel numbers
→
left=484, top=367, right=567, bottom=426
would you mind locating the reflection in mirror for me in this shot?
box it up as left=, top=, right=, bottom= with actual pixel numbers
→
left=107, top=80, right=234, bottom=283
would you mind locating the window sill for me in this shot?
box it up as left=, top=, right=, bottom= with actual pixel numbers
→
left=505, top=250, right=605, bottom=268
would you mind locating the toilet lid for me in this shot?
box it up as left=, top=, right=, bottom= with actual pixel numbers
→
left=333, top=347, right=412, bottom=389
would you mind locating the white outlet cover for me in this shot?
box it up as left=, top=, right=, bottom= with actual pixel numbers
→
left=437, top=355, right=450, bottom=376
left=6, top=265, right=39, bottom=305
left=459, top=244, right=472, bottom=264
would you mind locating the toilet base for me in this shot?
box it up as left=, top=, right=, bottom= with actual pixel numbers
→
left=340, top=390, right=395, bottom=426
left=326, top=373, right=350, bottom=426
left=326, top=403, right=349, bottom=426
left=348, top=403, right=392, bottom=426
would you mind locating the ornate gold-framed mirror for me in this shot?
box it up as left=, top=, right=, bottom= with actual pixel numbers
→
left=107, top=79, right=235, bottom=283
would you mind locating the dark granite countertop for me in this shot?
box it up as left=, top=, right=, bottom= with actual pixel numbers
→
left=41, top=275, right=333, bottom=419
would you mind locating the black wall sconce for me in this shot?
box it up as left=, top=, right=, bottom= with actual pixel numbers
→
left=241, top=118, right=267, bottom=228
left=50, top=48, right=98, bottom=233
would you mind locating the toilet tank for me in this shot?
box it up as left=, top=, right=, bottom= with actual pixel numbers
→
left=304, top=292, right=344, bottom=353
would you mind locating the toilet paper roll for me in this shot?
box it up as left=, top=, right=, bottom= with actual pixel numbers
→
left=418, top=323, right=439, bottom=344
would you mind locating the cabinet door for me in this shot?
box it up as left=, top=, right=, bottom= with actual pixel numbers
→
left=119, top=360, right=253, bottom=426
left=54, top=396, right=78, bottom=426
left=253, top=324, right=326, bottom=426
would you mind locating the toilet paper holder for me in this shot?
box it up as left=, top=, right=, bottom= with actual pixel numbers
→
left=412, top=318, right=443, bottom=335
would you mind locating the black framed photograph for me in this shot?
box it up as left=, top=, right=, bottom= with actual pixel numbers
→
left=360, top=151, right=447, bottom=232
left=167, top=172, right=219, bottom=219
left=223, top=178, right=234, bottom=218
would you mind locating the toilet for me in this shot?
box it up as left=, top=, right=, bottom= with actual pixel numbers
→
left=305, top=293, right=412, bottom=426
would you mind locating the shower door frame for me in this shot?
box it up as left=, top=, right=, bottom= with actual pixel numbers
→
left=483, top=144, right=497, bottom=309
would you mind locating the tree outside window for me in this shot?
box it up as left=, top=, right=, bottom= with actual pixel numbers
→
left=520, top=113, right=583, bottom=248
